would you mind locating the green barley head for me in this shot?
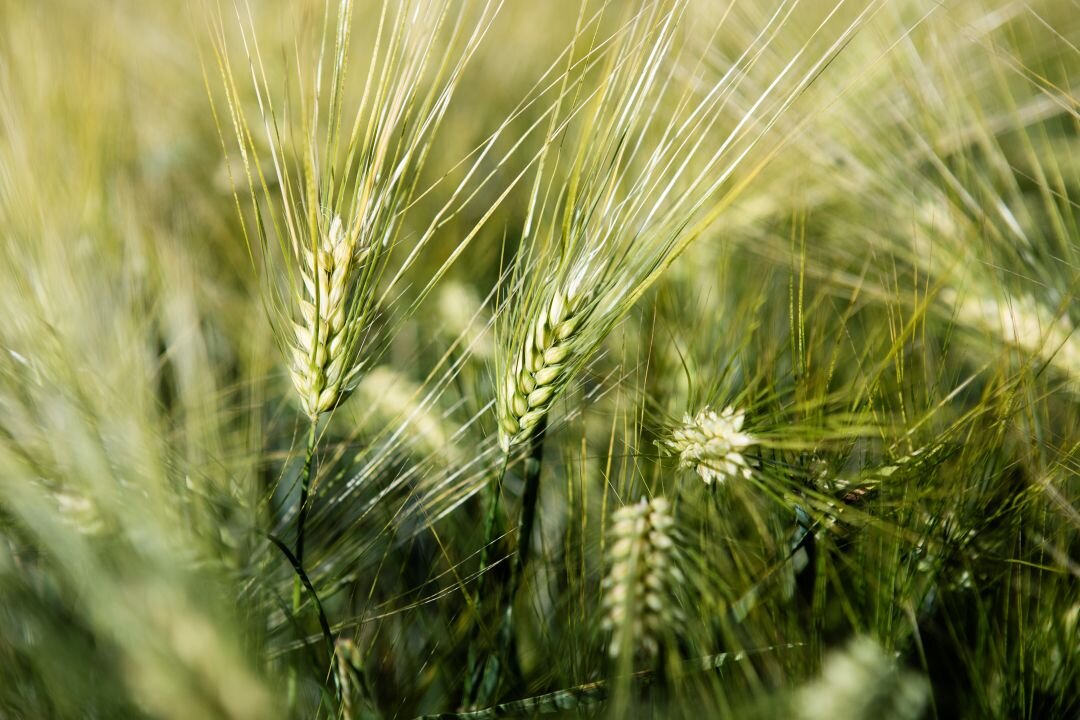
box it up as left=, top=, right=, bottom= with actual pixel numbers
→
left=493, top=0, right=863, bottom=451
left=497, top=262, right=597, bottom=451
left=212, top=0, right=503, bottom=420
left=288, top=215, right=369, bottom=419
left=601, top=496, right=684, bottom=660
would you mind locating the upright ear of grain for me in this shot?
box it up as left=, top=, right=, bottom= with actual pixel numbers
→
left=497, top=281, right=591, bottom=451
left=601, top=496, right=684, bottom=660
left=288, top=215, right=368, bottom=420
left=215, top=0, right=507, bottom=424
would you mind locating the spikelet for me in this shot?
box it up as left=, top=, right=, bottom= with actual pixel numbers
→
left=666, top=406, right=756, bottom=484
left=497, top=277, right=591, bottom=452
left=288, top=216, right=367, bottom=419
left=601, top=496, right=684, bottom=660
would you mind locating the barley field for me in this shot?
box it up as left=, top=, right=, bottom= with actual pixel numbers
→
left=0, top=0, right=1077, bottom=718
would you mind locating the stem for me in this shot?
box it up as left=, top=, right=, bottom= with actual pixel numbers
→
left=488, top=420, right=548, bottom=701
left=510, top=418, right=547, bottom=595
left=462, top=422, right=545, bottom=705
left=296, top=418, right=318, bottom=567
left=463, top=454, right=509, bottom=705
left=289, top=418, right=319, bottom=714
left=475, top=454, right=509, bottom=604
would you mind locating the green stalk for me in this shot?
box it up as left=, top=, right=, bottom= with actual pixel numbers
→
left=463, top=421, right=547, bottom=705
left=296, top=419, right=318, bottom=568
left=465, top=420, right=548, bottom=705
left=494, top=419, right=547, bottom=693
left=463, top=455, right=509, bottom=705
left=509, top=418, right=547, bottom=597
left=288, top=418, right=319, bottom=713
left=475, top=454, right=510, bottom=605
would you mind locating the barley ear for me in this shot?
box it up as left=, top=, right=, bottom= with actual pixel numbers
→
left=497, top=284, right=589, bottom=452
left=601, top=496, right=684, bottom=660
left=288, top=215, right=367, bottom=420
left=334, top=638, right=374, bottom=720
left=794, top=637, right=929, bottom=720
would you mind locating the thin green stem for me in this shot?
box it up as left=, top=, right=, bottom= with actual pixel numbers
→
left=473, top=420, right=548, bottom=705
left=463, top=422, right=546, bottom=705
left=288, top=418, right=319, bottom=714
left=475, top=454, right=510, bottom=605
left=463, top=454, right=510, bottom=705
left=296, top=418, right=319, bottom=567
left=510, top=418, right=547, bottom=596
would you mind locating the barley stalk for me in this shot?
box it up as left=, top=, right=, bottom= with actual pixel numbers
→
left=478, top=273, right=594, bottom=699
left=463, top=420, right=546, bottom=707
left=285, top=212, right=367, bottom=710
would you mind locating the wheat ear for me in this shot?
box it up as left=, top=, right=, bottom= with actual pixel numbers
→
left=289, top=215, right=366, bottom=420
left=602, top=496, right=684, bottom=660
left=334, top=638, right=376, bottom=720
left=497, top=284, right=589, bottom=452
left=795, top=637, right=929, bottom=720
